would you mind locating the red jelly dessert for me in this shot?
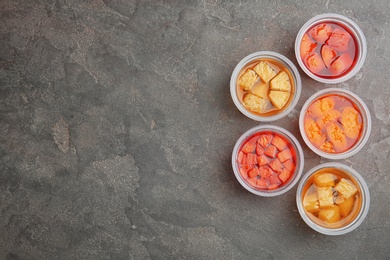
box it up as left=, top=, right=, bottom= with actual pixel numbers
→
left=300, top=22, right=357, bottom=78
left=236, top=131, right=297, bottom=190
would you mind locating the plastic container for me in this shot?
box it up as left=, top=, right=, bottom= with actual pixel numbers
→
left=296, top=162, right=370, bottom=235
left=295, top=13, right=367, bottom=84
left=232, top=125, right=304, bottom=197
left=230, top=51, right=302, bottom=121
left=299, top=88, right=371, bottom=160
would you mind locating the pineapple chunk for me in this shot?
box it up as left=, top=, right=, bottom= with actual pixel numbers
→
left=313, top=173, right=336, bottom=187
left=250, top=82, right=269, bottom=99
left=337, top=195, right=355, bottom=217
left=269, top=90, right=290, bottom=110
left=253, top=61, right=277, bottom=83
left=270, top=71, right=291, bottom=92
left=318, top=205, right=341, bottom=223
left=238, top=69, right=258, bottom=90
left=317, top=186, right=334, bottom=208
left=303, top=192, right=320, bottom=213
left=243, top=93, right=269, bottom=113
left=335, top=178, right=358, bottom=199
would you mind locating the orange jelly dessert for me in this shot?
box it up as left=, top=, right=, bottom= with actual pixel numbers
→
left=300, top=22, right=357, bottom=78
left=236, top=58, right=295, bottom=116
left=237, top=131, right=297, bottom=190
left=301, top=167, right=362, bottom=229
left=303, top=94, right=363, bottom=154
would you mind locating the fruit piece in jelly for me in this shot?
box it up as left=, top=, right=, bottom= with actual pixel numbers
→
left=306, top=52, right=326, bottom=74
left=318, top=205, right=341, bottom=223
left=270, top=71, right=291, bottom=92
left=321, top=44, right=337, bottom=68
left=326, top=122, right=347, bottom=152
left=326, top=28, right=351, bottom=52
left=317, top=186, right=334, bottom=208
left=310, top=23, right=333, bottom=43
left=336, top=195, right=355, bottom=217
left=253, top=61, right=277, bottom=83
left=335, top=178, right=358, bottom=199
left=239, top=69, right=258, bottom=90
left=330, top=53, right=353, bottom=75
left=313, top=173, right=336, bottom=187
left=300, top=33, right=317, bottom=58
left=341, top=106, right=362, bottom=139
left=308, top=97, right=336, bottom=118
left=304, top=117, right=326, bottom=148
left=269, top=90, right=290, bottom=110
left=243, top=93, right=270, bottom=114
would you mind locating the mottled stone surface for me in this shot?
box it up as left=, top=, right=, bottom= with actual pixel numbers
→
left=1, top=0, right=389, bottom=259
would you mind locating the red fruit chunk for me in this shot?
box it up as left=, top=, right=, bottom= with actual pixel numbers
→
left=321, top=44, right=337, bottom=68
left=326, top=28, right=351, bottom=52
left=256, top=143, right=265, bottom=156
left=241, top=136, right=258, bottom=154
left=247, top=177, right=257, bottom=187
left=259, top=166, right=273, bottom=179
left=330, top=53, right=353, bottom=76
left=306, top=53, right=326, bottom=74
left=271, top=135, right=287, bottom=151
left=269, top=174, right=282, bottom=185
left=265, top=145, right=278, bottom=158
left=279, top=168, right=292, bottom=183
left=238, top=151, right=246, bottom=164
left=239, top=167, right=248, bottom=179
left=283, top=159, right=295, bottom=172
left=300, top=33, right=317, bottom=58
left=257, top=154, right=270, bottom=167
left=310, top=23, right=332, bottom=43
left=269, top=158, right=283, bottom=173
left=248, top=168, right=260, bottom=178
left=277, top=149, right=292, bottom=163
left=258, top=133, right=273, bottom=148
left=245, top=153, right=258, bottom=169
left=257, top=178, right=268, bottom=188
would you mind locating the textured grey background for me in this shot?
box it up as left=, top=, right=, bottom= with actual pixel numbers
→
left=1, top=0, right=389, bottom=259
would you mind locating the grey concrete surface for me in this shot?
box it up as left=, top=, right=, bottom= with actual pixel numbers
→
left=1, top=0, right=389, bottom=259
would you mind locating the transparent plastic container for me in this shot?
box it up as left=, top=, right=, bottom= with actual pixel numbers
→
left=296, top=162, right=370, bottom=235
left=299, top=88, right=371, bottom=160
left=232, top=125, right=304, bottom=197
left=295, top=13, right=367, bottom=84
left=230, top=51, right=302, bottom=121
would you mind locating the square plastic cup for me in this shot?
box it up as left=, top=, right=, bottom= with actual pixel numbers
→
left=296, top=162, right=370, bottom=235
left=295, top=13, right=367, bottom=84
left=230, top=51, right=302, bottom=121
left=232, top=125, right=304, bottom=197
left=299, top=88, right=371, bottom=160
